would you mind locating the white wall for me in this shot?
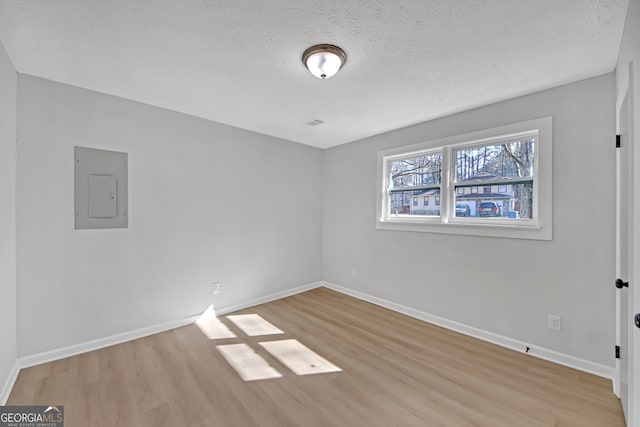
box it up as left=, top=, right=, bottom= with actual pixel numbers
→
left=0, top=41, right=17, bottom=398
left=323, top=73, right=616, bottom=366
left=16, top=76, right=323, bottom=357
left=616, top=0, right=640, bottom=422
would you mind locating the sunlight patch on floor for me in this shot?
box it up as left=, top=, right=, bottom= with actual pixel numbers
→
left=195, top=305, right=237, bottom=339
left=217, top=343, right=283, bottom=381
left=227, top=314, right=284, bottom=336
left=259, top=339, right=341, bottom=376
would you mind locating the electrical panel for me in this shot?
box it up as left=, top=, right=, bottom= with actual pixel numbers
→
left=75, top=146, right=128, bottom=229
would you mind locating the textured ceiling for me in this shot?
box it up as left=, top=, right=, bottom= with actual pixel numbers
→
left=0, top=0, right=629, bottom=148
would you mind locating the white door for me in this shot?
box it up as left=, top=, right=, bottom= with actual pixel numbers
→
left=615, top=90, right=631, bottom=422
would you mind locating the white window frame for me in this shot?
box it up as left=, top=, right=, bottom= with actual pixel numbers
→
left=376, top=117, right=552, bottom=240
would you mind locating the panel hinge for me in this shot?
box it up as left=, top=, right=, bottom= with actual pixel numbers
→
left=615, top=345, right=621, bottom=359
left=616, top=134, right=621, bottom=148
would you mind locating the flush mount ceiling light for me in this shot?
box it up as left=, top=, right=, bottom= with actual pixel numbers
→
left=302, top=44, right=347, bottom=79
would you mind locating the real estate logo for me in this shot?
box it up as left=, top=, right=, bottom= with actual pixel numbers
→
left=0, top=406, right=64, bottom=427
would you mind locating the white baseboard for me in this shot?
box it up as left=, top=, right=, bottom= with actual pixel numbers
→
left=213, top=281, right=323, bottom=316
left=322, top=281, right=614, bottom=380
left=11, top=280, right=322, bottom=379
left=0, top=360, right=20, bottom=405
left=18, top=314, right=201, bottom=370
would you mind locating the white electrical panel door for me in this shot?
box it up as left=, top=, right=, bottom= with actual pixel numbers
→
left=88, top=175, right=117, bottom=218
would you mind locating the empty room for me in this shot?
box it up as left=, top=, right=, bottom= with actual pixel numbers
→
left=1, top=1, right=640, bottom=426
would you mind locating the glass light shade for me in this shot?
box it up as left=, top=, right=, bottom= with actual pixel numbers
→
left=302, top=44, right=346, bottom=79
left=305, top=51, right=342, bottom=79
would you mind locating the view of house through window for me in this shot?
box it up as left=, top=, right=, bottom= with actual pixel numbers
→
left=377, top=117, right=551, bottom=239
left=453, top=138, right=535, bottom=219
left=388, top=151, right=442, bottom=216
left=384, top=137, right=535, bottom=221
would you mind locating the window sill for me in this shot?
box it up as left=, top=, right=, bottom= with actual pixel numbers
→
left=376, top=218, right=551, bottom=240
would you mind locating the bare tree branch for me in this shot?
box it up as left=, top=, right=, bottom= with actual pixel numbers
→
left=501, top=144, right=528, bottom=177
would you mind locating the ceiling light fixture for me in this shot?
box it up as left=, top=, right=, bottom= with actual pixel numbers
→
left=302, top=44, right=347, bottom=80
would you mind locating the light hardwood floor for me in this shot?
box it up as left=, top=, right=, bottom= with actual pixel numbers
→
left=9, top=287, right=625, bottom=426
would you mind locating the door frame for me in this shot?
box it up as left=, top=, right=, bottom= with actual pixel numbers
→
left=616, top=59, right=638, bottom=427
left=629, top=59, right=640, bottom=427
left=614, top=74, right=632, bottom=424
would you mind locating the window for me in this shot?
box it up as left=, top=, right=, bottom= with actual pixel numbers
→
left=377, top=117, right=552, bottom=240
left=386, top=150, right=442, bottom=217
left=454, top=138, right=535, bottom=220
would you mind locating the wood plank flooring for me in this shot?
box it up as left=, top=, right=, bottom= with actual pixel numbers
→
left=8, top=287, right=625, bottom=426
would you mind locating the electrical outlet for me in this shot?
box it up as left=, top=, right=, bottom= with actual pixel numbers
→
left=351, top=269, right=357, bottom=278
left=548, top=314, right=561, bottom=331
left=212, top=282, right=221, bottom=295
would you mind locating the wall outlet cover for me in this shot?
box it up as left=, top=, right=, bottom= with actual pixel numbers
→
left=548, top=315, right=561, bottom=331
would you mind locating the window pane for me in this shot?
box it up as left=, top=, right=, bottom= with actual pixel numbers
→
left=389, top=189, right=440, bottom=216
left=389, top=152, right=442, bottom=189
left=454, top=183, right=533, bottom=219
left=454, top=138, right=535, bottom=181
